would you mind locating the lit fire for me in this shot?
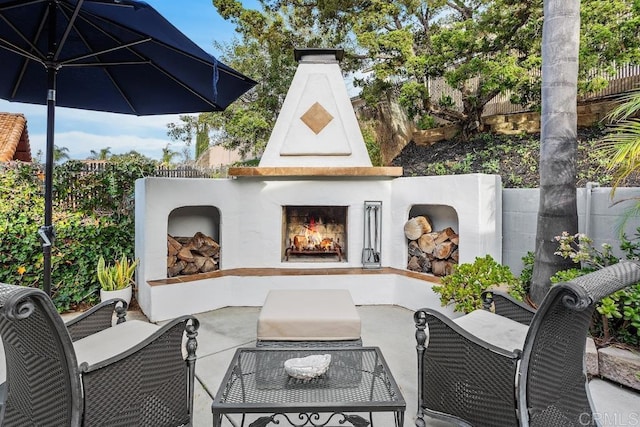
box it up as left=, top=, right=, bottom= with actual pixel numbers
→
left=292, top=217, right=337, bottom=252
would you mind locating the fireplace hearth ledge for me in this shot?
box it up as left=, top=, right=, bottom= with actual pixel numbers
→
left=148, top=267, right=441, bottom=286
left=228, top=166, right=403, bottom=177
left=141, top=268, right=454, bottom=323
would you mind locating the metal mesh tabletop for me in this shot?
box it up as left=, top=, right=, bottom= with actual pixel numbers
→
left=212, top=347, right=405, bottom=412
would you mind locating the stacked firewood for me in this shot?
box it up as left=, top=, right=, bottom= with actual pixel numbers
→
left=404, top=216, right=459, bottom=277
left=167, top=232, right=220, bottom=277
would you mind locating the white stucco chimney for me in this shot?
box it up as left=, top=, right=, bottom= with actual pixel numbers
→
left=258, top=48, right=373, bottom=167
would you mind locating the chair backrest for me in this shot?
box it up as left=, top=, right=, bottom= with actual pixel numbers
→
left=518, top=261, right=640, bottom=427
left=0, top=283, right=82, bottom=427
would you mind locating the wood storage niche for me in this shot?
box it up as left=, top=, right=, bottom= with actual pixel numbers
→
left=404, top=208, right=459, bottom=277
left=167, top=232, right=220, bottom=277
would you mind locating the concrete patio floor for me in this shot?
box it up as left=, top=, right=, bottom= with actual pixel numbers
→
left=173, top=304, right=640, bottom=427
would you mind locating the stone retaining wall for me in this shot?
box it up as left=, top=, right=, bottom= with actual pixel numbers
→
left=586, top=338, right=640, bottom=391
left=413, top=99, right=619, bottom=145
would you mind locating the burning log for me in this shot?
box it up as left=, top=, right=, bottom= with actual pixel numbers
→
left=167, top=232, right=220, bottom=277
left=405, top=223, right=458, bottom=277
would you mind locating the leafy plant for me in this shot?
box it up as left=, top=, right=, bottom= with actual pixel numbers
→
left=97, top=254, right=138, bottom=291
left=431, top=163, right=448, bottom=175
left=360, top=121, right=382, bottom=166
left=481, top=158, right=500, bottom=174
left=54, top=157, right=156, bottom=218
left=598, top=89, right=640, bottom=194
left=553, top=231, right=617, bottom=270
left=433, top=255, right=525, bottom=314
left=0, top=160, right=146, bottom=312
left=552, top=232, right=640, bottom=348
left=452, top=153, right=475, bottom=174
left=519, top=251, right=535, bottom=295
left=417, top=114, right=438, bottom=130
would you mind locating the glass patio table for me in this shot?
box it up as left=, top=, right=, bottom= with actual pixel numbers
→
left=211, top=346, right=406, bottom=426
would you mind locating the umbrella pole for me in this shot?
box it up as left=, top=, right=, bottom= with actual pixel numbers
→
left=40, top=0, right=59, bottom=297
left=40, top=65, right=57, bottom=296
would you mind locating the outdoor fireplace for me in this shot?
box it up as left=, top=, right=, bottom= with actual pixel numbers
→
left=134, top=47, right=503, bottom=322
left=283, top=206, right=347, bottom=262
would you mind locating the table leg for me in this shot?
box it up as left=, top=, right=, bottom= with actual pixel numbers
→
left=212, top=412, right=222, bottom=427
left=395, top=410, right=404, bottom=427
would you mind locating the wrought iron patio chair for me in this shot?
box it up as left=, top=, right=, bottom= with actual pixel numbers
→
left=0, top=295, right=128, bottom=417
left=0, top=282, right=199, bottom=426
left=414, top=260, right=640, bottom=427
left=64, top=297, right=128, bottom=341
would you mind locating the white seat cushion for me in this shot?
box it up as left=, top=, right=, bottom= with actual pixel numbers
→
left=73, top=320, right=160, bottom=366
left=257, top=289, right=361, bottom=341
left=0, top=320, right=160, bottom=382
left=453, top=309, right=529, bottom=352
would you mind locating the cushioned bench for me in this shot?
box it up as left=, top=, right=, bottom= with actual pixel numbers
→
left=256, top=289, right=362, bottom=347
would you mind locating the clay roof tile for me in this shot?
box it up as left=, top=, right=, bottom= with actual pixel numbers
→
left=0, top=112, right=32, bottom=162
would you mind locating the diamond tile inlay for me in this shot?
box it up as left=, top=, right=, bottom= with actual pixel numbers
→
left=300, top=102, right=334, bottom=134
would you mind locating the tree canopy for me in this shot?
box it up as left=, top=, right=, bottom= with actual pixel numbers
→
left=302, top=0, right=639, bottom=135
left=199, top=0, right=640, bottom=156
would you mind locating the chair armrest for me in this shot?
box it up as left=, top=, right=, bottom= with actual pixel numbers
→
left=65, top=298, right=127, bottom=341
left=482, top=290, right=536, bottom=326
left=0, top=381, right=5, bottom=409
left=76, top=315, right=199, bottom=373
left=77, top=316, right=199, bottom=426
left=416, top=308, right=523, bottom=358
left=415, top=309, right=522, bottom=426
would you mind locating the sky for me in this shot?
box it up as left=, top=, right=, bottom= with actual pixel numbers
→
left=0, top=0, right=259, bottom=161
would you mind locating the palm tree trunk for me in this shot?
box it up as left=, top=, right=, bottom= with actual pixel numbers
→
left=530, top=0, right=580, bottom=305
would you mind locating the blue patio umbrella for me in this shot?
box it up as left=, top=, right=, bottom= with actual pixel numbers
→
left=0, top=0, right=257, bottom=295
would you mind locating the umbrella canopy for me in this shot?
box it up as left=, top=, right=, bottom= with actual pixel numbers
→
left=0, top=0, right=257, bottom=294
left=0, top=0, right=256, bottom=113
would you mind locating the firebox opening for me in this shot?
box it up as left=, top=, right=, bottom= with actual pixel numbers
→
left=407, top=204, right=459, bottom=277
left=282, top=205, right=348, bottom=262
left=167, top=205, right=221, bottom=277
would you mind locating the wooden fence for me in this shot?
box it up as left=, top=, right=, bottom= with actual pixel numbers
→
left=76, top=161, right=219, bottom=178
left=54, top=162, right=221, bottom=214
left=153, top=165, right=219, bottom=178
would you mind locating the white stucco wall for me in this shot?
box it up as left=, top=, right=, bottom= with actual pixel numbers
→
left=145, top=273, right=457, bottom=324
left=502, top=186, right=640, bottom=276
left=259, top=52, right=372, bottom=167
left=135, top=173, right=501, bottom=321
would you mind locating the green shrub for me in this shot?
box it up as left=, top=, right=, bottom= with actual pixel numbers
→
left=97, top=254, right=138, bottom=291
left=552, top=231, right=640, bottom=348
left=55, top=157, right=156, bottom=217
left=519, top=251, right=535, bottom=295
left=361, top=122, right=382, bottom=166
left=0, top=161, right=146, bottom=312
left=417, top=114, right=438, bottom=130
left=433, top=254, right=525, bottom=314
